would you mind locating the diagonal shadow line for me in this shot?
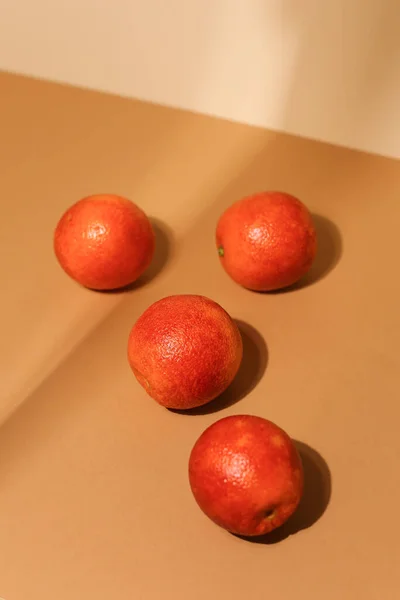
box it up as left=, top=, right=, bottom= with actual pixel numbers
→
left=0, top=217, right=175, bottom=431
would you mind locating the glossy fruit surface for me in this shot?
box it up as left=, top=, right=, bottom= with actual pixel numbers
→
left=127, top=295, right=243, bottom=409
left=189, top=414, right=304, bottom=536
left=216, top=191, right=317, bottom=291
left=54, top=194, right=155, bottom=290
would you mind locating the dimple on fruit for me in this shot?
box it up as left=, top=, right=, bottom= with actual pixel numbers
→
left=216, top=191, right=317, bottom=291
left=189, top=414, right=304, bottom=537
left=54, top=193, right=155, bottom=290
left=127, top=294, right=243, bottom=410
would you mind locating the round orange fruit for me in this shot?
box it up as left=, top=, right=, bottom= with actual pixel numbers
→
left=54, top=194, right=155, bottom=290
left=127, top=295, right=243, bottom=410
left=189, top=414, right=304, bottom=536
left=216, top=191, right=317, bottom=291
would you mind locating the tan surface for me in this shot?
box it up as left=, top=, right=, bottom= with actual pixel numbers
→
left=0, top=70, right=399, bottom=600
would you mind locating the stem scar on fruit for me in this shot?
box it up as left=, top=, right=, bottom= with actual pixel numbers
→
left=264, top=509, right=276, bottom=520
left=218, top=246, right=224, bottom=257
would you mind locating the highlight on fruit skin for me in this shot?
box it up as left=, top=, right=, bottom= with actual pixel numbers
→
left=127, top=294, right=243, bottom=410
left=216, top=191, right=317, bottom=292
left=188, top=414, right=304, bottom=537
left=54, top=193, right=155, bottom=290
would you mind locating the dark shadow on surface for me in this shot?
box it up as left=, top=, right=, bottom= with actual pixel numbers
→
left=301, top=214, right=343, bottom=286
left=234, top=441, right=331, bottom=545
left=136, top=217, right=174, bottom=286
left=170, top=320, right=268, bottom=416
left=269, top=214, right=343, bottom=294
left=96, top=217, right=174, bottom=294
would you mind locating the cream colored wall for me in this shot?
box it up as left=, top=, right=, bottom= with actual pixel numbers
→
left=1, top=0, right=399, bottom=158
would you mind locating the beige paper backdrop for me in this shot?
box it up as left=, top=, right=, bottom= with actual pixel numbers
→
left=1, top=0, right=399, bottom=158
